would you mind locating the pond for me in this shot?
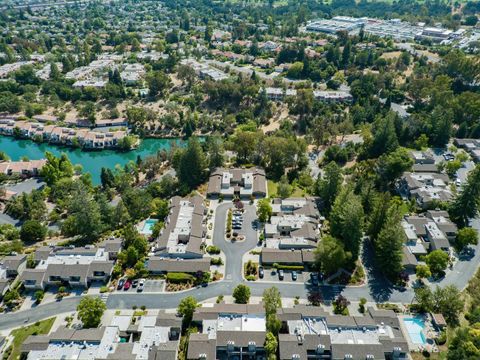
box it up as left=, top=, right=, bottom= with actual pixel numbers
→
left=0, top=136, right=185, bottom=185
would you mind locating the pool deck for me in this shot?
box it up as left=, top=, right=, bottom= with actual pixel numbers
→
left=137, top=218, right=158, bottom=236
left=399, top=314, right=440, bottom=353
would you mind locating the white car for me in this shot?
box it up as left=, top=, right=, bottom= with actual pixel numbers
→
left=137, top=279, right=146, bottom=292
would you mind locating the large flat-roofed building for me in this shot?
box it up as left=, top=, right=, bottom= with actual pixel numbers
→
left=207, top=167, right=267, bottom=199
left=21, top=312, right=181, bottom=360
left=148, top=196, right=210, bottom=274
left=188, top=304, right=408, bottom=360
left=277, top=305, right=408, bottom=360
left=20, top=240, right=120, bottom=290
left=188, top=303, right=268, bottom=360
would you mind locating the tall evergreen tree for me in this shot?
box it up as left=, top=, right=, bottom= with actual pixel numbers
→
left=450, top=164, right=480, bottom=228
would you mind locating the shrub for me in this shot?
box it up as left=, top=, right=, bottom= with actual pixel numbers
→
left=246, top=275, right=256, bottom=281
left=167, top=272, right=195, bottom=284
left=206, top=245, right=221, bottom=254
left=210, top=257, right=223, bottom=266
left=99, top=286, right=108, bottom=293
left=435, top=331, right=447, bottom=345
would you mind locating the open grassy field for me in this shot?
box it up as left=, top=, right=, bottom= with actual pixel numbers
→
left=267, top=180, right=305, bottom=198
left=7, top=317, right=56, bottom=360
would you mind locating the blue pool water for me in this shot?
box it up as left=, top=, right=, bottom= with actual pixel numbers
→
left=141, top=219, right=158, bottom=235
left=403, top=317, right=427, bottom=344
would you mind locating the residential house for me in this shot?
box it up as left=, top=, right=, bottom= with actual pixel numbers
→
left=207, top=167, right=267, bottom=199
left=21, top=312, right=181, bottom=360
left=20, top=241, right=119, bottom=290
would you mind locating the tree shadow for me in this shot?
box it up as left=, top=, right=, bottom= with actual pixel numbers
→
left=362, top=241, right=394, bottom=302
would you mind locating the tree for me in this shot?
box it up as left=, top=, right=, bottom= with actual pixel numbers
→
left=433, top=285, right=464, bottom=326
left=455, top=227, right=478, bottom=251
left=315, top=161, right=342, bottom=214
left=425, top=250, right=449, bottom=277
left=450, top=164, right=480, bottom=228
left=79, top=101, right=96, bottom=124
left=77, top=296, right=106, bottom=328
left=368, top=113, right=399, bottom=158
left=206, top=136, right=224, bottom=171
left=429, top=106, right=453, bottom=148
left=330, top=187, right=364, bottom=260
left=263, top=287, right=282, bottom=315
left=147, top=71, right=171, bottom=98
left=40, top=152, right=74, bottom=186
left=314, top=235, right=349, bottom=275
left=174, top=137, right=207, bottom=191
left=264, top=331, right=278, bottom=360
left=257, top=198, right=272, bottom=223
left=233, top=284, right=251, bottom=304
left=416, top=264, right=432, bottom=280
left=414, top=286, right=434, bottom=313
left=373, top=204, right=404, bottom=281
left=277, top=176, right=292, bottom=198
left=376, top=147, right=413, bottom=189
left=20, top=220, right=47, bottom=243
left=177, top=296, right=198, bottom=326
left=0, top=92, right=21, bottom=113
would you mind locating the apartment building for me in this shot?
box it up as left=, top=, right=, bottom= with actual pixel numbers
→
left=20, top=240, right=120, bottom=290
left=207, top=167, right=267, bottom=199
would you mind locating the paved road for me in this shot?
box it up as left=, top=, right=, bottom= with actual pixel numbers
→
left=3, top=201, right=480, bottom=330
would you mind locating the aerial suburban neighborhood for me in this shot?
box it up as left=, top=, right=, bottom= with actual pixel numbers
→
left=0, top=0, right=480, bottom=359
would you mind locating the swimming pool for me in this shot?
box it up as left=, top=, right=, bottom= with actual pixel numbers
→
left=403, top=317, right=427, bottom=345
left=140, top=219, right=158, bottom=235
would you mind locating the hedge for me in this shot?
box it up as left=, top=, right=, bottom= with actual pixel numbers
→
left=166, top=272, right=195, bottom=284
left=206, top=245, right=221, bottom=254
left=276, top=265, right=304, bottom=271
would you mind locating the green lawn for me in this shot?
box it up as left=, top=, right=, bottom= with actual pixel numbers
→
left=8, top=317, right=55, bottom=360
left=267, top=180, right=305, bottom=198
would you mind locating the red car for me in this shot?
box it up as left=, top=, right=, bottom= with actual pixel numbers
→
left=123, top=279, right=132, bottom=290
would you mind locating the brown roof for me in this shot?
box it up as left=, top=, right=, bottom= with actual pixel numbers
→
left=261, top=248, right=303, bottom=264
left=147, top=257, right=210, bottom=273
left=187, top=333, right=216, bottom=360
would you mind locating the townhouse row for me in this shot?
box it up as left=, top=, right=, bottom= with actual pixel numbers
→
left=0, top=119, right=131, bottom=150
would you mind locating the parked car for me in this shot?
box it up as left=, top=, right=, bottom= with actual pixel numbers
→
left=123, top=279, right=131, bottom=290
left=132, top=279, right=139, bottom=288
left=310, top=273, right=319, bottom=286
left=292, top=272, right=297, bottom=281
left=137, top=279, right=145, bottom=292
left=259, top=266, right=264, bottom=279
left=278, top=270, right=284, bottom=280
left=117, top=278, right=126, bottom=290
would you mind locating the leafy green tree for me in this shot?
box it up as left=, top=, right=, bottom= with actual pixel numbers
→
left=368, top=113, right=399, bottom=158
left=79, top=101, right=96, bottom=124
left=147, top=71, right=171, bottom=98
left=425, top=250, right=449, bottom=276
left=20, top=220, right=47, bottom=243
left=455, top=228, right=478, bottom=252
left=277, top=176, right=292, bottom=199
left=173, top=137, right=207, bottom=191
left=263, top=287, right=282, bottom=316
left=257, top=198, right=272, bottom=223
left=0, top=92, right=21, bottom=113
left=330, top=187, right=364, bottom=260
left=416, top=265, right=432, bottom=280
left=315, top=161, right=342, bottom=214
left=449, top=164, right=480, bottom=228
left=233, top=284, right=251, bottom=304
left=429, top=106, right=453, bottom=148
left=40, top=152, right=74, bottom=186
left=77, top=296, right=107, bottom=328
left=314, top=235, right=349, bottom=275
left=206, top=136, right=224, bottom=171
left=373, top=204, right=404, bottom=281
left=264, top=331, right=278, bottom=360
left=376, top=147, right=413, bottom=189
left=177, top=296, right=198, bottom=326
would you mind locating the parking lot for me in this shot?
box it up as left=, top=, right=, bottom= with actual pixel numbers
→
left=114, top=279, right=165, bottom=293
left=257, top=268, right=308, bottom=283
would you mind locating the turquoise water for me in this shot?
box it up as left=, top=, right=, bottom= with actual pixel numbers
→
left=141, top=219, right=158, bottom=235
left=403, top=317, right=427, bottom=344
left=0, top=136, right=185, bottom=184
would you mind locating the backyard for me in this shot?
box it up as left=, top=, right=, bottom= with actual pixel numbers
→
left=6, top=317, right=56, bottom=360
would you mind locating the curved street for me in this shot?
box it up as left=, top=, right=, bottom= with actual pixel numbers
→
left=1, top=204, right=479, bottom=331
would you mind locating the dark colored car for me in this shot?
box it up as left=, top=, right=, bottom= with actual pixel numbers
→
left=278, top=270, right=284, bottom=280
left=117, top=278, right=126, bottom=290
left=292, top=272, right=298, bottom=281
left=132, top=279, right=139, bottom=288
left=123, top=279, right=131, bottom=290
left=310, top=273, right=319, bottom=286
left=259, top=266, right=264, bottom=279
